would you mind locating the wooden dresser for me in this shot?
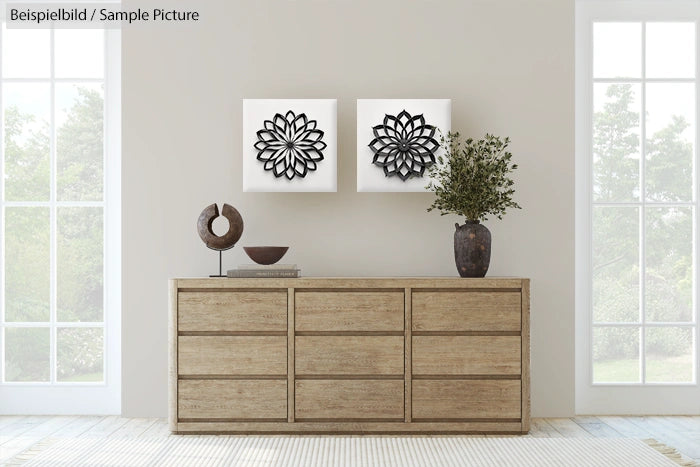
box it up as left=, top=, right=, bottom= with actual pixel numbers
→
left=169, top=277, right=530, bottom=434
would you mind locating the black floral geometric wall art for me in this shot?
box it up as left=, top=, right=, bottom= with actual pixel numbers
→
left=243, top=99, right=337, bottom=193
left=357, top=99, right=451, bottom=192
left=368, top=110, right=440, bottom=181
left=254, top=110, right=327, bottom=180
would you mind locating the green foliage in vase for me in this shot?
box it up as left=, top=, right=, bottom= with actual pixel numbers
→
left=426, top=132, right=521, bottom=223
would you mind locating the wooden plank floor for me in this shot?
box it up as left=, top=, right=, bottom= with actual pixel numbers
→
left=0, top=416, right=699, bottom=464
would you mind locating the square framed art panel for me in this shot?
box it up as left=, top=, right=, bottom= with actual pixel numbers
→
left=243, top=99, right=337, bottom=192
left=357, top=99, right=451, bottom=192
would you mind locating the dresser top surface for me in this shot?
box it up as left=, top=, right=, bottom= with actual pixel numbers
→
left=172, top=277, right=529, bottom=289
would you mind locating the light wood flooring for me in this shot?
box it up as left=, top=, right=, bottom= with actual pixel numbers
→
left=0, top=416, right=699, bottom=464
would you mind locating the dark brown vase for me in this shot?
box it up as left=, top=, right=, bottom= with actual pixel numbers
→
left=454, top=221, right=491, bottom=278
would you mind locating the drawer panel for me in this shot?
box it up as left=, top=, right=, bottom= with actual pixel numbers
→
left=178, top=336, right=287, bottom=375
left=295, top=380, right=403, bottom=419
left=413, top=336, right=521, bottom=375
left=178, top=380, right=287, bottom=419
left=296, top=336, right=404, bottom=375
left=412, top=380, right=521, bottom=419
left=295, top=291, right=403, bottom=331
left=178, top=291, right=286, bottom=331
left=412, top=291, right=521, bottom=331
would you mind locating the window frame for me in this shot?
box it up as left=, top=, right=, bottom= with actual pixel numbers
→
left=0, top=19, right=120, bottom=413
left=576, top=0, right=700, bottom=414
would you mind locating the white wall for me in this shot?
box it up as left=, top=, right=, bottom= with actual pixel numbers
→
left=122, top=0, right=574, bottom=417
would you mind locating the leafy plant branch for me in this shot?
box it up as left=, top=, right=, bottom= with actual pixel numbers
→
left=426, top=132, right=521, bottom=222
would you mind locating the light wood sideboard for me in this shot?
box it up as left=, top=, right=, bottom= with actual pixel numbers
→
left=169, top=277, right=530, bottom=434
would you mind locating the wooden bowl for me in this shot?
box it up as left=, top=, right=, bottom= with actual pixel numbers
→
left=243, top=246, right=289, bottom=265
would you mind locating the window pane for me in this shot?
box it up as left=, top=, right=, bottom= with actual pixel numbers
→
left=57, top=207, right=104, bottom=322
left=593, top=207, right=639, bottom=323
left=57, top=327, right=103, bottom=382
left=5, top=327, right=50, bottom=382
left=3, top=83, right=51, bottom=201
left=645, top=327, right=693, bottom=383
left=56, top=84, right=104, bottom=201
left=645, top=83, right=695, bottom=202
left=645, top=207, right=693, bottom=323
left=55, top=29, right=104, bottom=78
left=594, top=23, right=641, bottom=78
left=593, top=327, right=640, bottom=383
left=646, top=23, right=695, bottom=78
left=1, top=26, right=50, bottom=78
left=593, top=83, right=641, bottom=202
left=4, top=207, right=50, bottom=322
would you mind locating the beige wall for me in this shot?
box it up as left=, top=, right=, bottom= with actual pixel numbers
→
left=122, top=0, right=574, bottom=417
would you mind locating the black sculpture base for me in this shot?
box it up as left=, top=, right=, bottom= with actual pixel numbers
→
left=209, top=249, right=230, bottom=278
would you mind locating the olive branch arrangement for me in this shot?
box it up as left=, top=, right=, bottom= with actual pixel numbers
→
left=426, top=132, right=521, bottom=222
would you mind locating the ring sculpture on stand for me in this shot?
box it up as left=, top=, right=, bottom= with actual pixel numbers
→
left=197, top=203, right=244, bottom=277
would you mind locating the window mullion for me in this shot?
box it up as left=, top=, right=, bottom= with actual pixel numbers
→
left=102, top=28, right=108, bottom=383
left=2, top=77, right=103, bottom=84
left=588, top=18, right=595, bottom=389
left=2, top=201, right=106, bottom=207
left=594, top=322, right=696, bottom=327
left=49, top=27, right=56, bottom=385
left=640, top=21, right=647, bottom=385
left=0, top=23, right=5, bottom=384
left=694, top=18, right=700, bottom=385
left=593, top=77, right=696, bottom=84
left=594, top=201, right=696, bottom=207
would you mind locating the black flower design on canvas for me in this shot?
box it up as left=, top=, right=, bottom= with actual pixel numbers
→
left=254, top=111, right=326, bottom=180
left=369, top=110, right=439, bottom=181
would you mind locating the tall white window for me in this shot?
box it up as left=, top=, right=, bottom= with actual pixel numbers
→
left=0, top=20, right=120, bottom=414
left=576, top=1, right=700, bottom=414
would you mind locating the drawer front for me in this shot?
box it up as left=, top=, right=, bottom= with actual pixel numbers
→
left=178, top=291, right=286, bottom=332
left=412, top=291, right=521, bottom=332
left=295, top=291, right=403, bottom=331
left=296, top=336, right=404, bottom=375
left=178, top=380, right=287, bottom=420
left=178, top=336, right=287, bottom=375
left=295, top=380, right=403, bottom=419
left=413, top=336, right=521, bottom=375
left=412, top=380, right=521, bottom=419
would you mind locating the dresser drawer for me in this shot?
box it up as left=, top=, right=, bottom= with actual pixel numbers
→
left=412, top=291, right=521, bottom=332
left=178, top=336, right=287, bottom=376
left=412, top=380, right=521, bottom=420
left=413, top=336, right=521, bottom=375
left=295, top=291, right=403, bottom=331
left=178, top=380, right=287, bottom=420
left=178, top=291, right=286, bottom=332
left=296, top=336, right=403, bottom=375
left=295, top=380, right=403, bottom=420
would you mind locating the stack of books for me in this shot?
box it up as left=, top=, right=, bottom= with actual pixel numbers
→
left=227, top=264, right=300, bottom=278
